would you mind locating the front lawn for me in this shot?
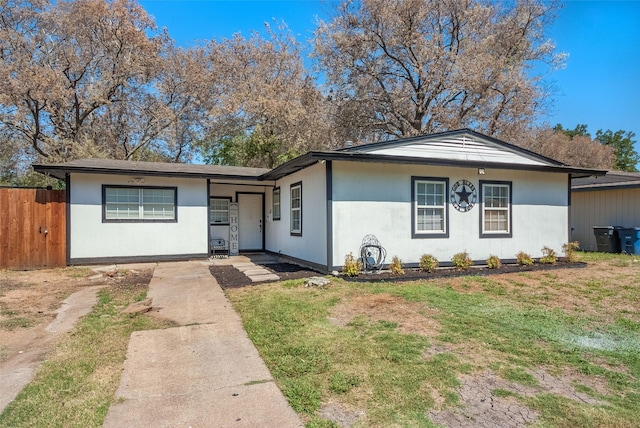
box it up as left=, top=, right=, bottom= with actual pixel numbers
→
left=226, top=252, right=640, bottom=427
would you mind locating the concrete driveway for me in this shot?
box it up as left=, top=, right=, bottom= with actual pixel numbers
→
left=103, top=261, right=302, bottom=428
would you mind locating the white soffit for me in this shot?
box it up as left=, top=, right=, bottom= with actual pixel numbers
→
left=369, top=135, right=548, bottom=166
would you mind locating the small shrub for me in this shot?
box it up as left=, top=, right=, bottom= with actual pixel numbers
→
left=451, top=251, right=474, bottom=270
left=562, top=241, right=580, bottom=262
left=342, top=253, right=362, bottom=277
left=419, top=254, right=439, bottom=273
left=389, top=256, right=405, bottom=275
left=486, top=255, right=502, bottom=269
left=516, top=251, right=534, bottom=266
left=539, top=246, right=557, bottom=265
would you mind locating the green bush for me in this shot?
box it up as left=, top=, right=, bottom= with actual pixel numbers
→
left=451, top=251, right=474, bottom=270
left=389, top=256, right=405, bottom=275
left=419, top=254, right=439, bottom=273
left=539, top=246, right=557, bottom=265
left=562, top=241, right=580, bottom=262
left=342, top=253, right=362, bottom=277
left=486, top=255, right=502, bottom=269
left=516, top=251, right=534, bottom=266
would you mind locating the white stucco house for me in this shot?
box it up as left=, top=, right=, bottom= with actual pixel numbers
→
left=34, top=129, right=603, bottom=272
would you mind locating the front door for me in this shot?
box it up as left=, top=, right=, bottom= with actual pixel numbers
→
left=238, top=193, right=263, bottom=251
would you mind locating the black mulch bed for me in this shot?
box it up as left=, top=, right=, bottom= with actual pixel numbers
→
left=209, top=263, right=322, bottom=289
left=210, top=261, right=587, bottom=289
left=210, top=265, right=253, bottom=289
left=346, top=261, right=587, bottom=282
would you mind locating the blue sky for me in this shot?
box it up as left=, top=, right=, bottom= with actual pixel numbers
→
left=140, top=0, right=640, bottom=157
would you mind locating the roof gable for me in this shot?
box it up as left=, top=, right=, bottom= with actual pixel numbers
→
left=339, top=129, right=562, bottom=167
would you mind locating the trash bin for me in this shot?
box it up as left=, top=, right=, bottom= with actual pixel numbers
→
left=618, top=227, right=640, bottom=255
left=592, top=226, right=623, bottom=253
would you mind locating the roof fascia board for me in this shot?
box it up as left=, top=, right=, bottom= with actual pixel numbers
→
left=33, top=164, right=264, bottom=181
left=290, top=152, right=605, bottom=177
left=259, top=152, right=317, bottom=180
left=572, top=183, right=640, bottom=192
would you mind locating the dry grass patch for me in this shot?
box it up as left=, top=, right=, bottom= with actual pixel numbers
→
left=0, top=267, right=173, bottom=428
left=328, top=293, right=441, bottom=337
left=229, top=253, right=640, bottom=427
left=450, top=255, right=640, bottom=324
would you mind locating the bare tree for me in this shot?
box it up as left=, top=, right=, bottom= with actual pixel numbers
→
left=195, top=24, right=335, bottom=167
left=89, top=44, right=206, bottom=163
left=0, top=0, right=169, bottom=162
left=519, top=127, right=614, bottom=169
left=314, top=0, right=565, bottom=143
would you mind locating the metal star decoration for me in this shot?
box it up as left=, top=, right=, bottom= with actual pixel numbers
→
left=455, top=186, right=472, bottom=205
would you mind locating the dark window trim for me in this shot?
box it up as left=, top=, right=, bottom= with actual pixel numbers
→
left=479, top=180, right=513, bottom=238
left=272, top=187, right=281, bottom=221
left=209, top=196, right=232, bottom=225
left=102, top=185, right=177, bottom=223
left=290, top=181, right=302, bottom=236
left=411, top=176, right=449, bottom=239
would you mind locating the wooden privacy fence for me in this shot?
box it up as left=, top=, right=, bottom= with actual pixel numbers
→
left=0, top=187, right=66, bottom=269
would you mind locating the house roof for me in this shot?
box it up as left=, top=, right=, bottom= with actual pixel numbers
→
left=337, top=128, right=564, bottom=167
left=33, top=129, right=606, bottom=182
left=263, top=129, right=604, bottom=180
left=33, top=158, right=269, bottom=181
left=572, top=170, right=640, bottom=191
left=262, top=150, right=604, bottom=180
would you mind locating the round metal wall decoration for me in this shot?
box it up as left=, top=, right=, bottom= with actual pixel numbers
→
left=451, top=180, right=477, bottom=212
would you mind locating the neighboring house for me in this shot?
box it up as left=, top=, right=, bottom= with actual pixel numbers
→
left=34, top=129, right=603, bottom=272
left=571, top=171, right=640, bottom=251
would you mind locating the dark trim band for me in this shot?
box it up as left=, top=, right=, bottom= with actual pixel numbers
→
left=69, top=253, right=209, bottom=266
left=326, top=161, right=333, bottom=273
left=265, top=250, right=327, bottom=274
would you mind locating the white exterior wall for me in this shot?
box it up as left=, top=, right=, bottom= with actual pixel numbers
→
left=571, top=188, right=640, bottom=251
left=69, top=173, right=208, bottom=260
left=331, top=161, right=569, bottom=267
left=266, top=162, right=327, bottom=266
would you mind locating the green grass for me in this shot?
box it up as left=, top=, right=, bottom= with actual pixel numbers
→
left=0, top=284, right=173, bottom=428
left=0, top=316, right=35, bottom=330
left=0, top=305, right=36, bottom=331
left=227, top=253, right=640, bottom=427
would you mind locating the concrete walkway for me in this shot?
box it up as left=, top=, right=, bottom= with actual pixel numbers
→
left=103, top=261, right=302, bottom=428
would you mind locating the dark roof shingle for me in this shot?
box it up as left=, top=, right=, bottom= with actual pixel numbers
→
left=572, top=171, right=640, bottom=190
left=33, top=158, right=269, bottom=181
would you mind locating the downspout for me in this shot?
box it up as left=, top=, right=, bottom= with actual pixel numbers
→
left=65, top=173, right=71, bottom=266
left=567, top=174, right=572, bottom=243
left=325, top=161, right=333, bottom=273
left=207, top=179, right=211, bottom=256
